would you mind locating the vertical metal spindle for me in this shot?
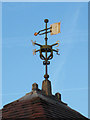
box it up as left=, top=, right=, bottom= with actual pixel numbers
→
left=44, top=19, right=48, bottom=80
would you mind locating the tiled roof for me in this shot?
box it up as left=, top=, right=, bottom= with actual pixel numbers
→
left=1, top=90, right=89, bottom=120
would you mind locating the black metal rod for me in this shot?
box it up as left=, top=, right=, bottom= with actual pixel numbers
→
left=52, top=49, right=58, bottom=52
left=39, top=27, right=51, bottom=33
left=45, top=22, right=48, bottom=80
left=51, top=43, right=58, bottom=47
left=39, top=30, right=51, bottom=35
left=43, top=19, right=49, bottom=80
left=35, top=49, right=40, bottom=52
left=34, top=42, right=42, bottom=47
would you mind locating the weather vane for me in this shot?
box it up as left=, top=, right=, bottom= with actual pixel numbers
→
left=31, top=19, right=61, bottom=81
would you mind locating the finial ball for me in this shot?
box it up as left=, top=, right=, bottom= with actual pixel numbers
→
left=44, top=19, right=49, bottom=23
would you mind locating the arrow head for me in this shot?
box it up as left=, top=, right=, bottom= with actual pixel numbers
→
left=34, top=32, right=38, bottom=36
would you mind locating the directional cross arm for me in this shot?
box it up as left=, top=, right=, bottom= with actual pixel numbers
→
left=51, top=40, right=59, bottom=47
left=34, top=42, right=42, bottom=47
left=51, top=43, right=58, bottom=47
left=33, top=49, right=40, bottom=55
left=31, top=40, right=42, bottom=47
left=52, top=49, right=60, bottom=55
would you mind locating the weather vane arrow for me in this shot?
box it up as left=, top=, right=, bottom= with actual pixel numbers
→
left=31, top=19, right=61, bottom=80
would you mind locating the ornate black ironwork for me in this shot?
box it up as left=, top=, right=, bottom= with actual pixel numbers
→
left=31, top=19, right=60, bottom=80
